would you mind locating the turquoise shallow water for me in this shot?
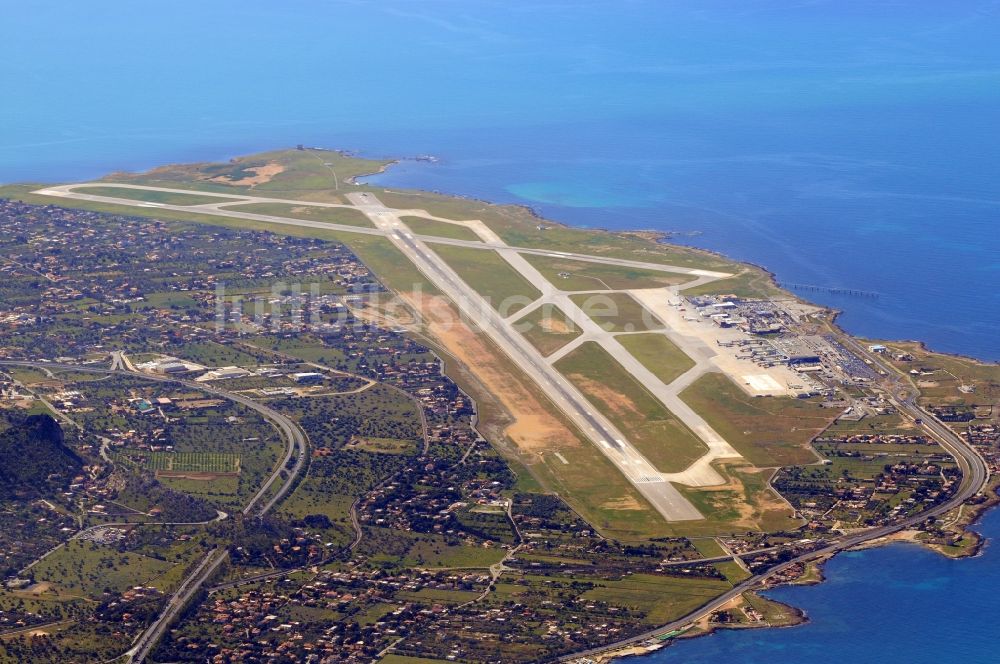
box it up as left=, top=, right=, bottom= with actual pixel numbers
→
left=3, top=2, right=1000, bottom=659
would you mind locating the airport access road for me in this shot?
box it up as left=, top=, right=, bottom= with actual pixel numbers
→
left=33, top=182, right=741, bottom=518
left=560, top=344, right=991, bottom=663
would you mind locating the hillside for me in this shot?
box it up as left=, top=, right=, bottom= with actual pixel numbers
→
left=0, top=414, right=82, bottom=499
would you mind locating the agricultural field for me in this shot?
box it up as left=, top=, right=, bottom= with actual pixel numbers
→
left=114, top=451, right=241, bottom=476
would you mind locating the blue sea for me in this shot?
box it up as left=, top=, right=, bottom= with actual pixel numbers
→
left=2, top=1, right=998, bottom=360
left=653, top=507, right=1000, bottom=663
left=2, top=3, right=999, bottom=658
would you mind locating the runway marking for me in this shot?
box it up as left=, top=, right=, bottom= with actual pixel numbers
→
left=635, top=475, right=666, bottom=484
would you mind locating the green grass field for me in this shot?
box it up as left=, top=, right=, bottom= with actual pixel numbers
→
left=522, top=253, right=694, bottom=291
left=514, top=304, right=583, bottom=356
left=433, top=245, right=541, bottom=316
left=825, top=412, right=915, bottom=436
left=401, top=216, right=482, bottom=241
left=617, top=332, right=696, bottom=385
left=555, top=342, right=708, bottom=473
left=680, top=372, right=835, bottom=467
left=401, top=536, right=506, bottom=568
left=32, top=541, right=177, bottom=600
left=676, top=464, right=801, bottom=535
left=531, top=446, right=673, bottom=541
left=374, top=188, right=737, bottom=273
left=74, top=185, right=243, bottom=206
left=348, top=437, right=417, bottom=455
left=223, top=201, right=374, bottom=227
left=578, top=572, right=732, bottom=624
left=380, top=655, right=453, bottom=664
left=99, top=148, right=391, bottom=199
left=570, top=292, right=663, bottom=332
left=682, top=269, right=785, bottom=299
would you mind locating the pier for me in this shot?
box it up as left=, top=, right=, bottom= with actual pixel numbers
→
left=780, top=282, right=880, bottom=298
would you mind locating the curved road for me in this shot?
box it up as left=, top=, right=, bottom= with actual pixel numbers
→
left=0, top=360, right=308, bottom=662
left=560, top=340, right=990, bottom=662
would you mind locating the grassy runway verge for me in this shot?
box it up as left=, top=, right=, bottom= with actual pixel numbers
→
left=680, top=372, right=835, bottom=467
left=570, top=291, right=663, bottom=332
left=434, top=245, right=542, bottom=316
left=514, top=304, right=583, bottom=356
left=522, top=253, right=694, bottom=291
left=555, top=341, right=708, bottom=473
left=400, top=215, right=482, bottom=241
left=617, top=332, right=696, bottom=385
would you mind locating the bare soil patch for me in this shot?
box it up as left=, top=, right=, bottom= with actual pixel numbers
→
left=601, top=496, right=643, bottom=511
left=404, top=292, right=580, bottom=453
left=539, top=317, right=572, bottom=335
left=209, top=162, right=285, bottom=186
left=567, top=373, right=642, bottom=421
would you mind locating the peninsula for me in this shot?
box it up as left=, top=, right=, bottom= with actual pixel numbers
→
left=0, top=148, right=995, bottom=663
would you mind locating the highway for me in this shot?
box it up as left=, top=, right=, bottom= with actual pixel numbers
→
left=0, top=358, right=307, bottom=518
left=559, top=343, right=991, bottom=663
left=836, top=335, right=989, bottom=502
left=35, top=183, right=749, bottom=518
left=126, top=547, right=228, bottom=663
left=20, top=182, right=994, bottom=661
left=0, top=360, right=308, bottom=662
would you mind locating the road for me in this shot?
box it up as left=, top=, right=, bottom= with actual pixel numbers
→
left=0, top=359, right=308, bottom=662
left=560, top=344, right=991, bottom=662
left=126, top=547, right=228, bottom=663
left=35, top=182, right=755, bottom=520
left=22, top=182, right=994, bottom=661
left=0, top=359, right=307, bottom=518
left=837, top=335, right=989, bottom=500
